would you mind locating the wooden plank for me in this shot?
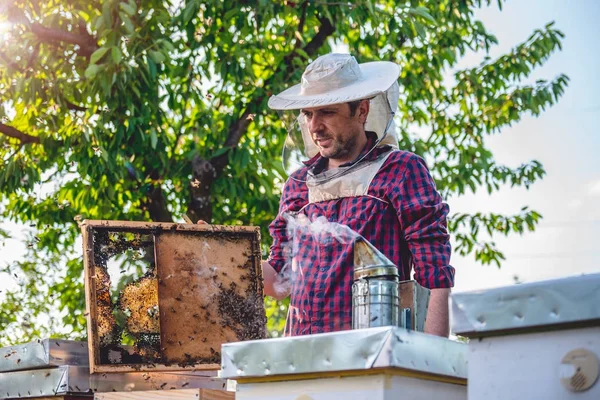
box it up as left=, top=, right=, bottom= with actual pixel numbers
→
left=30, top=397, right=92, bottom=400
left=85, top=362, right=220, bottom=373
left=82, top=224, right=101, bottom=374
left=235, top=367, right=467, bottom=386
left=200, top=389, right=236, bottom=400
left=82, top=219, right=258, bottom=233
left=95, top=389, right=201, bottom=400
left=81, top=220, right=266, bottom=373
left=95, top=389, right=234, bottom=400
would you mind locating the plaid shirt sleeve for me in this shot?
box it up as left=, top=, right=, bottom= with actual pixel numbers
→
left=387, top=153, right=455, bottom=289
left=267, top=175, right=308, bottom=273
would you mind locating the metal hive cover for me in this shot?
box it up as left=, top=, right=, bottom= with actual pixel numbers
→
left=451, top=273, right=600, bottom=337
left=0, top=339, right=88, bottom=373
left=221, top=326, right=468, bottom=381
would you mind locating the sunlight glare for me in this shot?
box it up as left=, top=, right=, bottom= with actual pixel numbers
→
left=0, top=22, right=11, bottom=43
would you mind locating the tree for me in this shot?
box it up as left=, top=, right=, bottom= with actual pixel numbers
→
left=0, top=0, right=567, bottom=344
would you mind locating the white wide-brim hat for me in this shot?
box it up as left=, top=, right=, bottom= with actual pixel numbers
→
left=268, top=53, right=400, bottom=110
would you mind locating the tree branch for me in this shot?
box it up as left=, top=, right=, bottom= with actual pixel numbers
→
left=143, top=170, right=173, bottom=222
left=302, top=16, right=335, bottom=56
left=0, top=123, right=40, bottom=144
left=187, top=15, right=336, bottom=222
left=64, top=99, right=87, bottom=112
left=146, top=184, right=173, bottom=222
left=25, top=44, right=40, bottom=76
left=210, top=15, right=335, bottom=172
left=187, top=156, right=218, bottom=223
left=296, top=1, right=309, bottom=44
left=30, top=23, right=98, bottom=57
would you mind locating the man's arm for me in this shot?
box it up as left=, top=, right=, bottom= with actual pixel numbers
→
left=386, top=153, right=455, bottom=337
left=424, top=288, right=450, bottom=337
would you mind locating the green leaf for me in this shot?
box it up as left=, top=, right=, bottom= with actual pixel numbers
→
left=90, top=47, right=110, bottom=65
left=100, top=147, right=109, bottom=162
left=148, top=58, right=157, bottom=79
left=212, top=147, right=230, bottom=158
left=119, top=12, right=134, bottom=34
left=84, top=64, right=102, bottom=79
left=150, top=129, right=158, bottom=149
left=240, top=150, right=250, bottom=169
left=183, top=1, right=197, bottom=24
left=119, top=2, right=136, bottom=16
left=413, top=21, right=426, bottom=40
left=102, top=2, right=113, bottom=29
left=410, top=6, right=436, bottom=24
left=148, top=50, right=165, bottom=64
left=157, top=39, right=175, bottom=52
left=224, top=9, right=238, bottom=21
left=111, top=47, right=122, bottom=64
left=94, top=15, right=105, bottom=31
left=107, top=185, right=115, bottom=200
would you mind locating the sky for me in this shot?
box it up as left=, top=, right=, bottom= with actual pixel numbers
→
left=1, top=0, right=599, bottom=295
left=449, top=0, right=600, bottom=291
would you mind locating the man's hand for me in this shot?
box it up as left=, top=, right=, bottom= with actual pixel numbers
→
left=262, top=261, right=290, bottom=300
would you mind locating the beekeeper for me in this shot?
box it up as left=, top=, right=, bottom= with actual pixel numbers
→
left=261, top=53, right=455, bottom=337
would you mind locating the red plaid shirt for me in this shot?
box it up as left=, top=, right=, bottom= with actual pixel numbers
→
left=268, top=133, right=454, bottom=336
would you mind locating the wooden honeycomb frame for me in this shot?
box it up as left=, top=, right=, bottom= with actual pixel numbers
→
left=81, top=220, right=266, bottom=373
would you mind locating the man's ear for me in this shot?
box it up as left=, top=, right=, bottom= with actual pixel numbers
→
left=358, top=99, right=370, bottom=123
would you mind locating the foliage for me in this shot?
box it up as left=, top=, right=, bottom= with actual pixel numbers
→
left=0, top=0, right=567, bottom=344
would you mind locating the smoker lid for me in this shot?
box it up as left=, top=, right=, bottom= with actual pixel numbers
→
left=353, top=237, right=398, bottom=280
left=451, top=273, right=600, bottom=337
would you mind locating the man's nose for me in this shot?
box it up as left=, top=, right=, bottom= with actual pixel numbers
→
left=308, top=114, right=323, bottom=133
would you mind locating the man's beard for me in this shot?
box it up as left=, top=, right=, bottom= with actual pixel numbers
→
left=317, top=131, right=359, bottom=161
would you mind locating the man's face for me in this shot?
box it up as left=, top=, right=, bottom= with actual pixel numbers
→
left=301, top=101, right=368, bottom=161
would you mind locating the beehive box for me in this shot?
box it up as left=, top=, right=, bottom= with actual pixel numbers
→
left=81, top=220, right=266, bottom=374
left=452, top=273, right=600, bottom=399
left=95, top=389, right=234, bottom=400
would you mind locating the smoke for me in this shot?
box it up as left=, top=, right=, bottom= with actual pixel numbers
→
left=272, top=213, right=365, bottom=335
left=290, top=214, right=359, bottom=244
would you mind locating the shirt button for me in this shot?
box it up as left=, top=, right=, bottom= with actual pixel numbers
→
left=320, top=267, right=327, bottom=272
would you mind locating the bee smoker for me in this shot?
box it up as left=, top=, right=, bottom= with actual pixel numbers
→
left=352, top=238, right=401, bottom=329
left=352, top=238, right=430, bottom=331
